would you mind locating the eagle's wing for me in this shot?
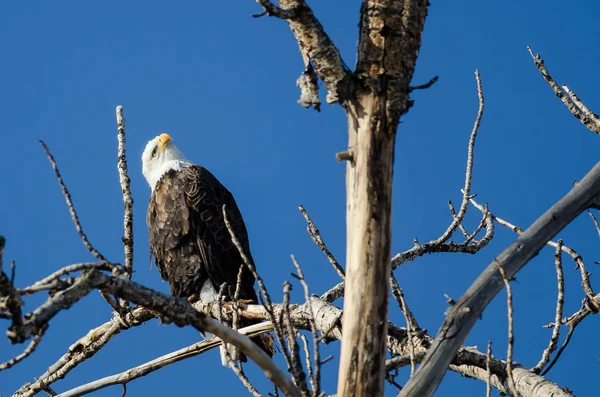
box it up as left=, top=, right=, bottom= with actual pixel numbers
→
left=183, top=165, right=258, bottom=301
left=147, top=169, right=210, bottom=297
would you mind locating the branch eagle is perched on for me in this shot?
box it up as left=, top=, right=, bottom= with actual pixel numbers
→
left=142, top=133, right=274, bottom=365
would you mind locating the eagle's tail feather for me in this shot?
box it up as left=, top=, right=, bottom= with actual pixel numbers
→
left=220, top=344, right=232, bottom=366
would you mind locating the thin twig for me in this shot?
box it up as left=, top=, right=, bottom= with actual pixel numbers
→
left=222, top=205, right=295, bottom=372
left=77, top=272, right=303, bottom=397
left=540, top=313, right=582, bottom=377
left=587, top=210, right=600, bottom=238
left=448, top=201, right=470, bottom=238
left=486, top=341, right=492, bottom=397
left=291, top=255, right=321, bottom=396
left=562, top=85, right=600, bottom=125
left=527, top=46, right=600, bottom=135
left=390, top=275, right=417, bottom=376
left=227, top=358, right=264, bottom=397
left=409, top=75, right=439, bottom=92
left=470, top=197, right=598, bottom=307
left=19, top=263, right=123, bottom=295
left=465, top=204, right=491, bottom=244
left=283, top=281, right=309, bottom=396
left=384, top=352, right=427, bottom=372
left=39, top=141, right=107, bottom=262
left=298, top=206, right=344, bottom=280
left=0, top=323, right=48, bottom=370
left=219, top=278, right=264, bottom=397
left=391, top=189, right=493, bottom=271
left=434, top=70, right=484, bottom=245
left=231, top=264, right=246, bottom=361
left=15, top=307, right=154, bottom=397
left=115, top=106, right=134, bottom=279
left=532, top=240, right=565, bottom=374
left=54, top=322, right=275, bottom=397
left=299, top=335, right=316, bottom=394
left=495, top=261, right=518, bottom=397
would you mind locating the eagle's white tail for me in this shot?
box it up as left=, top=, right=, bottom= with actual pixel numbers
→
left=219, top=343, right=240, bottom=366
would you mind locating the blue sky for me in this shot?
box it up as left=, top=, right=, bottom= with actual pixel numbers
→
left=1, top=1, right=599, bottom=396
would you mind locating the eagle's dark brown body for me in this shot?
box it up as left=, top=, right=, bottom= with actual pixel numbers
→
left=147, top=165, right=272, bottom=359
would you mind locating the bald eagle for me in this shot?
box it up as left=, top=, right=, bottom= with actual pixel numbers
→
left=142, top=133, right=273, bottom=365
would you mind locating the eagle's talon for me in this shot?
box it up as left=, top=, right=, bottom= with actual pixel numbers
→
left=187, top=293, right=200, bottom=303
left=239, top=299, right=254, bottom=307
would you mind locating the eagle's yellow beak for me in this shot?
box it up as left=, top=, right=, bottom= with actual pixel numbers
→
left=158, top=133, right=172, bottom=150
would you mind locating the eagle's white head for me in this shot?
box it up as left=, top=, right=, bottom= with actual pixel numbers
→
left=142, top=133, right=192, bottom=190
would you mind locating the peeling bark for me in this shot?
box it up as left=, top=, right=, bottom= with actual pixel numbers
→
left=337, top=2, right=429, bottom=396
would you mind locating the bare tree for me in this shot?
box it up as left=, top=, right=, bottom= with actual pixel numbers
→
left=2, top=2, right=600, bottom=397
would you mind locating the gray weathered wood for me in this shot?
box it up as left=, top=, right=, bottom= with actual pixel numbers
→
left=399, top=160, right=600, bottom=397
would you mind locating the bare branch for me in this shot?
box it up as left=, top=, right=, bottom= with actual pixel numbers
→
left=55, top=322, right=274, bottom=397
left=325, top=198, right=493, bottom=309
left=409, top=76, right=439, bottom=92
left=227, top=359, right=265, bottom=397
left=540, top=306, right=583, bottom=377
left=587, top=210, right=600, bottom=238
left=0, top=323, right=48, bottom=371
left=222, top=204, right=295, bottom=377
left=391, top=201, right=494, bottom=270
left=19, top=262, right=123, bottom=295
left=117, top=273, right=301, bottom=396
left=390, top=275, right=417, bottom=377
left=282, top=281, right=309, bottom=396
left=400, top=159, right=600, bottom=397
left=385, top=330, right=572, bottom=397
left=8, top=271, right=100, bottom=344
left=218, top=292, right=266, bottom=397
left=385, top=352, right=427, bottom=373
left=496, top=261, right=518, bottom=397
left=14, top=269, right=570, bottom=397
left=335, top=150, right=354, bottom=163
left=13, top=271, right=301, bottom=397
left=291, top=255, right=321, bottom=396
left=299, top=206, right=344, bottom=280
left=486, top=341, right=492, bottom=397
left=532, top=240, right=565, bottom=374
left=434, top=70, right=484, bottom=244
left=254, top=0, right=350, bottom=105
left=386, top=76, right=492, bottom=269
left=527, top=46, right=600, bottom=135
left=115, top=106, right=134, bottom=279
left=14, top=306, right=155, bottom=397
left=471, top=197, right=598, bottom=307
left=39, top=141, right=107, bottom=262
left=320, top=281, right=343, bottom=303
left=448, top=200, right=470, bottom=238
left=562, top=85, right=600, bottom=123
left=299, top=335, right=316, bottom=395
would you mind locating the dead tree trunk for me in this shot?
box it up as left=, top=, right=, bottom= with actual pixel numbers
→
left=337, top=2, right=429, bottom=396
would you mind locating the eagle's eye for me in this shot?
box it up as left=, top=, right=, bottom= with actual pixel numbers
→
left=151, top=146, right=158, bottom=157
